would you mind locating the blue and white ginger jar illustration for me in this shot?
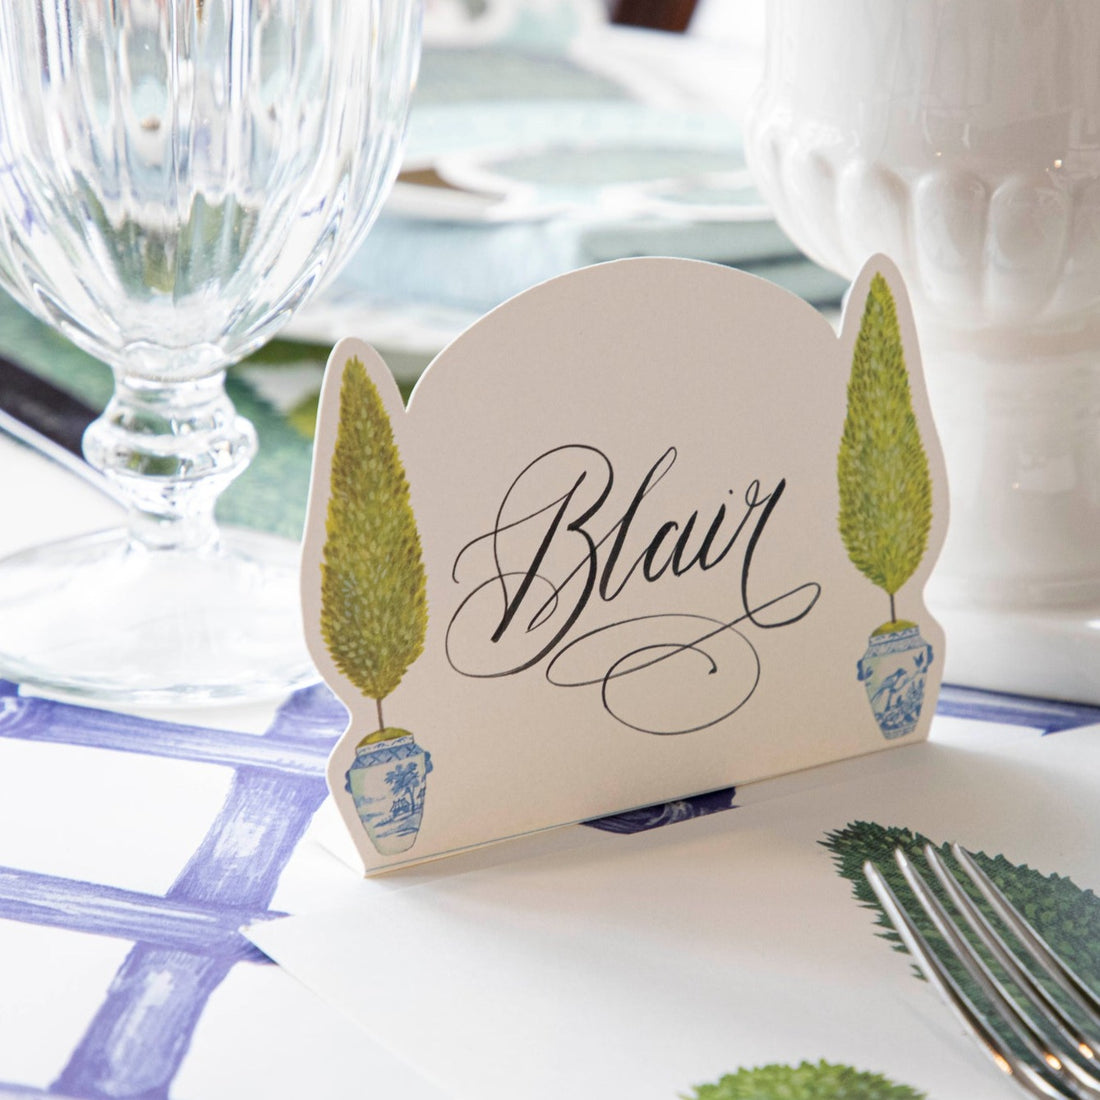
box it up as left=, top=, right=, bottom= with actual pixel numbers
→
left=344, top=733, right=432, bottom=855
left=857, top=625, right=934, bottom=740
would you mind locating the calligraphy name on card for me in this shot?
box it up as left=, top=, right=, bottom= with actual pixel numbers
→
left=301, top=255, right=948, bottom=873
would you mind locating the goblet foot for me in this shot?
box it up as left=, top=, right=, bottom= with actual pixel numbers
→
left=0, top=526, right=317, bottom=706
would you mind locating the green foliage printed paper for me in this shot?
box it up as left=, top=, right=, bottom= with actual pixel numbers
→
left=823, top=820, right=1100, bottom=1034
left=685, top=1060, right=925, bottom=1100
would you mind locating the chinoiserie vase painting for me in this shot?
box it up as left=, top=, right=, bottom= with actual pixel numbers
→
left=344, top=731, right=432, bottom=855
left=839, top=274, right=935, bottom=740
left=856, top=625, right=934, bottom=740
left=318, top=356, right=431, bottom=855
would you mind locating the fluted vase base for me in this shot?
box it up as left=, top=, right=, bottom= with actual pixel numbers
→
left=931, top=604, right=1100, bottom=706
left=920, top=336, right=1100, bottom=706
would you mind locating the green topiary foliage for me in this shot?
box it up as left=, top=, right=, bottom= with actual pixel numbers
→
left=683, top=1060, right=925, bottom=1099
left=837, top=275, right=932, bottom=625
left=822, top=821, right=1100, bottom=1008
left=320, top=356, right=427, bottom=730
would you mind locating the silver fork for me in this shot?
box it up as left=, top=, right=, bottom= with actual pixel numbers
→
left=863, top=843, right=1100, bottom=1099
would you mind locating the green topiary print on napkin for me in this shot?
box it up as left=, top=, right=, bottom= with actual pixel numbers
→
left=683, top=1059, right=925, bottom=1099
left=822, top=821, right=1100, bottom=991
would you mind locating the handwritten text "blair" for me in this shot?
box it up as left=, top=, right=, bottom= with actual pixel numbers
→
left=446, top=445, right=821, bottom=735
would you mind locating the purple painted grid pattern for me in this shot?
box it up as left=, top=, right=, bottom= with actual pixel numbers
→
left=0, top=680, right=345, bottom=1100
left=0, top=678, right=1095, bottom=1097
left=935, top=682, right=1100, bottom=734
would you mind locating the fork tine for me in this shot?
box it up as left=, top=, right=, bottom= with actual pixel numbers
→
left=892, top=849, right=1100, bottom=1097
left=863, top=858, right=1081, bottom=1100
left=953, top=844, right=1100, bottom=1031
left=924, top=845, right=1100, bottom=1070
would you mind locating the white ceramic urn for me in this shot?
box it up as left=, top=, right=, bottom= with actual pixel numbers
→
left=746, top=0, right=1100, bottom=703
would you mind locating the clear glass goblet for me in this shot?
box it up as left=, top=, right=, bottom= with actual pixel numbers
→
left=0, top=0, right=420, bottom=704
left=745, top=0, right=1100, bottom=705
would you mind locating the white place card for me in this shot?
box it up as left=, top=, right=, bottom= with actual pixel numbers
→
left=301, top=255, right=948, bottom=873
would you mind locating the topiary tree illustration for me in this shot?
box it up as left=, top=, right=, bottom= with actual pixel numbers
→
left=683, top=1060, right=925, bottom=1099
left=321, top=356, right=427, bottom=745
left=838, top=275, right=932, bottom=631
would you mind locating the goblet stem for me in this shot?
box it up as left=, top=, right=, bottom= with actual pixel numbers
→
left=0, top=368, right=317, bottom=706
left=83, top=371, right=255, bottom=552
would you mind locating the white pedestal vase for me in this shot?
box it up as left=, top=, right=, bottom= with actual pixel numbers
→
left=745, top=0, right=1100, bottom=703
